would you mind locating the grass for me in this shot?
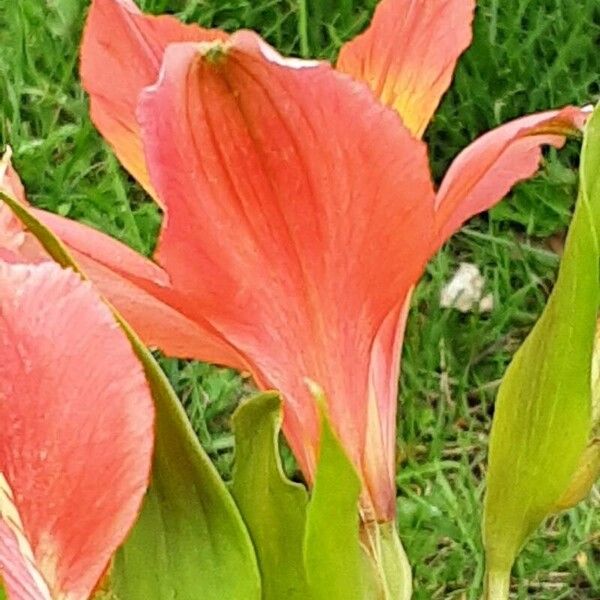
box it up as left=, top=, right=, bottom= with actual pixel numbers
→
left=1, top=0, right=599, bottom=597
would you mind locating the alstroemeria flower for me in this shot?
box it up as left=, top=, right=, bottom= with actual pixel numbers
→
left=25, top=0, right=588, bottom=523
left=0, top=258, right=154, bottom=599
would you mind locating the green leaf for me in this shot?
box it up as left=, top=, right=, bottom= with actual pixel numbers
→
left=303, top=385, right=364, bottom=600
left=230, top=391, right=408, bottom=600
left=0, top=193, right=261, bottom=600
left=483, top=106, right=600, bottom=598
left=231, top=392, right=310, bottom=599
left=110, top=327, right=260, bottom=600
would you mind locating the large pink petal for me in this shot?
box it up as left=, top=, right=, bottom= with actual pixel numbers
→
left=337, top=0, right=475, bottom=138
left=138, top=33, right=436, bottom=519
left=434, top=107, right=590, bottom=246
left=81, top=0, right=226, bottom=201
left=0, top=261, right=154, bottom=599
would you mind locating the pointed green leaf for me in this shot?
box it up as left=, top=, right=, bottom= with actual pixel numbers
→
left=0, top=193, right=261, bottom=600
left=483, top=106, right=600, bottom=596
left=231, top=392, right=310, bottom=599
left=303, top=386, right=363, bottom=600
left=110, top=329, right=260, bottom=600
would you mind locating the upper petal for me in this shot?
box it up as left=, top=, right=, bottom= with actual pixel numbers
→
left=337, top=0, right=475, bottom=138
left=138, top=32, right=436, bottom=515
left=434, top=107, right=590, bottom=246
left=81, top=0, right=226, bottom=201
left=0, top=261, right=154, bottom=600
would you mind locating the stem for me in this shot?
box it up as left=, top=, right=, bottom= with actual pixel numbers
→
left=297, top=0, right=310, bottom=58
left=484, top=569, right=510, bottom=600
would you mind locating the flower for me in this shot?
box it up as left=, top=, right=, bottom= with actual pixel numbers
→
left=25, top=0, right=587, bottom=522
left=0, top=257, right=154, bottom=599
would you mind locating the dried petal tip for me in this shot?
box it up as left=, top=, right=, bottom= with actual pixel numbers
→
left=530, top=105, right=592, bottom=136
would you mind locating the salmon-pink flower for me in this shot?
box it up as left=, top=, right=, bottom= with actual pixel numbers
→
left=23, top=0, right=588, bottom=523
left=0, top=257, right=154, bottom=600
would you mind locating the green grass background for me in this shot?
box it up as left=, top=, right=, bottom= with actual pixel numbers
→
left=1, top=0, right=599, bottom=597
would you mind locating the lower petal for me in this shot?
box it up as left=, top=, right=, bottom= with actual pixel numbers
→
left=31, top=210, right=245, bottom=369
left=73, top=250, right=246, bottom=368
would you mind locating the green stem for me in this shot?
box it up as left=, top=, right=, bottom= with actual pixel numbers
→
left=484, top=569, right=510, bottom=600
left=297, top=0, right=309, bottom=58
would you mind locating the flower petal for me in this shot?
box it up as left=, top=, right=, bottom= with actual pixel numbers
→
left=81, top=0, right=226, bottom=201
left=364, top=292, right=412, bottom=521
left=30, top=209, right=169, bottom=286
left=138, top=33, right=436, bottom=517
left=0, top=261, right=154, bottom=600
left=434, top=107, right=590, bottom=245
left=29, top=209, right=245, bottom=369
left=337, top=0, right=475, bottom=138
left=0, top=477, right=52, bottom=600
left=75, top=251, right=247, bottom=368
